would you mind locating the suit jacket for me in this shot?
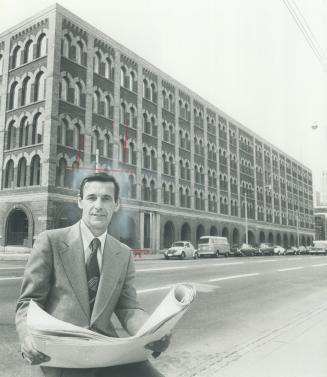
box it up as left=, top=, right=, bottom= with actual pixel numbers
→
left=15, top=222, right=149, bottom=377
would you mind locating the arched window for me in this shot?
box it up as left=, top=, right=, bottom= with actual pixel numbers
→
left=34, top=72, right=46, bottom=101
left=120, top=66, right=126, bottom=87
left=129, top=175, right=136, bottom=198
left=36, top=33, right=47, bottom=58
left=105, top=57, right=112, bottom=79
left=129, top=142, right=135, bottom=164
left=11, top=46, right=21, bottom=69
left=150, top=180, right=156, bottom=202
left=76, top=41, right=84, bottom=65
left=0, top=54, right=3, bottom=75
left=19, top=117, right=28, bottom=147
left=143, top=79, right=148, bottom=99
left=60, top=77, right=69, bottom=101
left=92, top=130, right=100, bottom=154
left=130, top=106, right=136, bottom=128
left=151, top=83, right=157, bottom=103
left=94, top=52, right=101, bottom=74
left=4, top=159, right=14, bottom=188
left=9, top=81, right=19, bottom=109
left=23, top=40, right=33, bottom=63
left=30, top=155, right=41, bottom=186
left=74, top=123, right=81, bottom=149
left=169, top=94, right=174, bottom=112
left=142, top=178, right=148, bottom=201
left=151, top=149, right=156, bottom=170
left=143, top=147, right=148, bottom=168
left=60, top=118, right=68, bottom=145
left=32, top=113, right=42, bottom=144
left=93, top=91, right=100, bottom=114
left=56, top=158, right=67, bottom=187
left=104, top=134, right=111, bottom=158
left=6, top=121, right=16, bottom=150
left=120, top=103, right=126, bottom=125
left=74, top=82, right=82, bottom=106
left=17, top=157, right=27, bottom=187
left=129, top=71, right=135, bottom=91
left=62, top=34, right=71, bottom=58
left=105, top=96, right=111, bottom=118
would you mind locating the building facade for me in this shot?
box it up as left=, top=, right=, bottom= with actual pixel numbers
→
left=0, top=5, right=315, bottom=251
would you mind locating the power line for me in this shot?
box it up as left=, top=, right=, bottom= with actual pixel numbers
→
left=282, top=0, right=327, bottom=73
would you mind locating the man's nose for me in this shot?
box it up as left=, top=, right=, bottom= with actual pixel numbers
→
left=94, top=197, right=103, bottom=208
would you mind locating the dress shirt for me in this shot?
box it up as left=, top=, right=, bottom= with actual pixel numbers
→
left=80, top=220, right=107, bottom=271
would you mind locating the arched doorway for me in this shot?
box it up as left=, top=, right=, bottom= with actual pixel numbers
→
left=181, top=223, right=191, bottom=242
left=109, top=213, right=138, bottom=249
left=283, top=234, right=288, bottom=248
left=210, top=226, right=218, bottom=236
left=196, top=224, right=205, bottom=245
left=222, top=227, right=229, bottom=239
left=301, top=236, right=306, bottom=246
left=276, top=233, right=281, bottom=245
left=268, top=232, right=274, bottom=244
left=6, top=208, right=29, bottom=246
left=163, top=221, right=175, bottom=248
left=290, top=234, right=295, bottom=246
left=55, top=205, right=81, bottom=229
left=232, top=228, right=239, bottom=246
left=259, top=231, right=265, bottom=243
left=248, top=231, right=255, bottom=245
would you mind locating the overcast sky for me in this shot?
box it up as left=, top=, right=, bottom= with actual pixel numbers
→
left=1, top=0, right=327, bottom=193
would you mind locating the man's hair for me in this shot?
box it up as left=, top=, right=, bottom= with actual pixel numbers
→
left=79, top=172, right=120, bottom=202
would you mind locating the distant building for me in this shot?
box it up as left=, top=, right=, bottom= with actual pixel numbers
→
left=319, top=171, right=327, bottom=205
left=314, top=206, right=327, bottom=240
left=316, top=191, right=321, bottom=206
left=0, top=4, right=315, bottom=251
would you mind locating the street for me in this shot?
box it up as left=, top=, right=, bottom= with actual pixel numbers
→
left=2, top=255, right=327, bottom=376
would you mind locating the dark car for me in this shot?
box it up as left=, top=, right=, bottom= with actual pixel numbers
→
left=285, top=246, right=299, bottom=255
left=259, top=243, right=275, bottom=256
left=238, top=243, right=258, bottom=256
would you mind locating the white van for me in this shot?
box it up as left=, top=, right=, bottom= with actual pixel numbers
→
left=197, top=236, right=231, bottom=257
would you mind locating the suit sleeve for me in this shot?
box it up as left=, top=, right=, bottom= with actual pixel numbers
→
left=114, top=252, right=149, bottom=336
left=15, top=232, right=53, bottom=343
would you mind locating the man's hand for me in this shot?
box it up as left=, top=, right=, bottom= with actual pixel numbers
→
left=21, top=335, right=51, bottom=365
left=145, top=333, right=171, bottom=358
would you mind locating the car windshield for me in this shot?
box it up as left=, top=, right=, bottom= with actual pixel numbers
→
left=198, top=238, right=209, bottom=244
left=172, top=242, right=185, bottom=247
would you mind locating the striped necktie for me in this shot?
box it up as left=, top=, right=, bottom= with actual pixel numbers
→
left=86, top=238, right=101, bottom=314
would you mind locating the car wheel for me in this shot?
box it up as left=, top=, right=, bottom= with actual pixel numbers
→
left=180, top=252, right=185, bottom=260
left=164, top=256, right=169, bottom=260
left=193, top=252, right=198, bottom=259
left=225, top=252, right=229, bottom=258
left=216, top=250, right=220, bottom=258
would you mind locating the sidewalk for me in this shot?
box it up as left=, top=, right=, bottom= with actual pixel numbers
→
left=178, top=302, right=327, bottom=377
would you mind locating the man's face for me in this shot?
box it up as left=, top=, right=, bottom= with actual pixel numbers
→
left=78, top=181, right=120, bottom=236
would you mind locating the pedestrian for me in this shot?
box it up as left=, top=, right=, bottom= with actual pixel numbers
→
left=16, top=172, right=170, bottom=377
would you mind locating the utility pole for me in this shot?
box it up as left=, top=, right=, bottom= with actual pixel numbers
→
left=296, top=212, right=300, bottom=247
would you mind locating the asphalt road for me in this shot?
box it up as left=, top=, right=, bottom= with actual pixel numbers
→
left=2, top=255, right=327, bottom=376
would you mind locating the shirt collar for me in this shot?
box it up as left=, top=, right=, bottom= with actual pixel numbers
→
left=80, top=220, right=107, bottom=256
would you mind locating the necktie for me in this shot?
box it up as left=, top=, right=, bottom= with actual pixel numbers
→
left=86, top=238, right=101, bottom=314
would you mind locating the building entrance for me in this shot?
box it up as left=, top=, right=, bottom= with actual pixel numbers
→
left=6, top=209, right=29, bottom=246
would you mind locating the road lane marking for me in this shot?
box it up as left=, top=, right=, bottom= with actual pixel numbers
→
left=137, top=285, right=172, bottom=293
left=209, top=273, right=260, bottom=282
left=277, top=267, right=304, bottom=272
left=0, top=276, right=23, bottom=281
left=312, top=263, right=327, bottom=267
left=137, top=266, right=187, bottom=272
left=254, top=260, right=278, bottom=263
left=285, top=258, right=304, bottom=261
left=0, top=267, right=25, bottom=270
left=211, top=262, right=245, bottom=266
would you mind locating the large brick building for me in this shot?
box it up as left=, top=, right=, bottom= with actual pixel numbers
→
left=0, top=4, right=314, bottom=251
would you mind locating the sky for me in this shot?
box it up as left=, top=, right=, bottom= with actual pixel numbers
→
left=1, top=0, right=327, bottom=194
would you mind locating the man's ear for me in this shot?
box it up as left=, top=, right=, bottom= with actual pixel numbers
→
left=77, top=196, right=83, bottom=210
left=114, top=199, right=121, bottom=213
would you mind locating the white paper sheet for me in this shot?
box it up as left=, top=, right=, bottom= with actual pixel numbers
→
left=27, top=283, right=196, bottom=368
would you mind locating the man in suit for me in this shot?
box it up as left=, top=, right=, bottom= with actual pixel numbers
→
left=16, top=172, right=170, bottom=377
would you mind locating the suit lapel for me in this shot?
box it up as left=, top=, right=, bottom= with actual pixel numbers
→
left=91, top=235, right=125, bottom=324
left=58, top=222, right=90, bottom=319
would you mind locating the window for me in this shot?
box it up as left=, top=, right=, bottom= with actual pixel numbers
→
left=9, top=81, right=19, bottom=109
left=17, top=157, right=27, bottom=187
left=36, top=34, right=47, bottom=58
left=105, top=58, right=112, bottom=79
left=56, top=158, right=67, bottom=187
left=129, top=71, right=135, bottom=91
left=34, top=72, right=46, bottom=101
left=30, top=155, right=41, bottom=185
left=11, top=46, right=21, bottom=69
left=0, top=54, right=3, bottom=75
left=19, top=117, right=28, bottom=147
left=105, top=96, right=111, bottom=118
left=93, top=91, right=100, bottom=114
left=60, top=77, right=69, bottom=101
left=62, top=34, right=71, bottom=58
left=74, top=82, right=82, bottom=106
left=94, top=52, right=101, bottom=74
left=92, top=130, right=100, bottom=154
left=120, top=67, right=126, bottom=87
left=6, top=121, right=16, bottom=150
left=23, top=40, right=33, bottom=63
left=74, top=123, right=81, bottom=150
left=76, top=41, right=84, bottom=65
left=4, top=160, right=14, bottom=188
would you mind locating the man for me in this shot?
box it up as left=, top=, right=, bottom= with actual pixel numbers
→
left=16, top=172, right=170, bottom=377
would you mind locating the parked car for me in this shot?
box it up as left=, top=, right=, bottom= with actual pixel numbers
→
left=197, top=236, right=231, bottom=258
left=238, top=243, right=258, bottom=256
left=231, top=244, right=240, bottom=256
left=298, top=246, right=308, bottom=255
left=273, top=245, right=286, bottom=255
left=164, top=241, right=198, bottom=260
left=259, top=243, right=275, bottom=256
left=285, top=246, right=299, bottom=255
